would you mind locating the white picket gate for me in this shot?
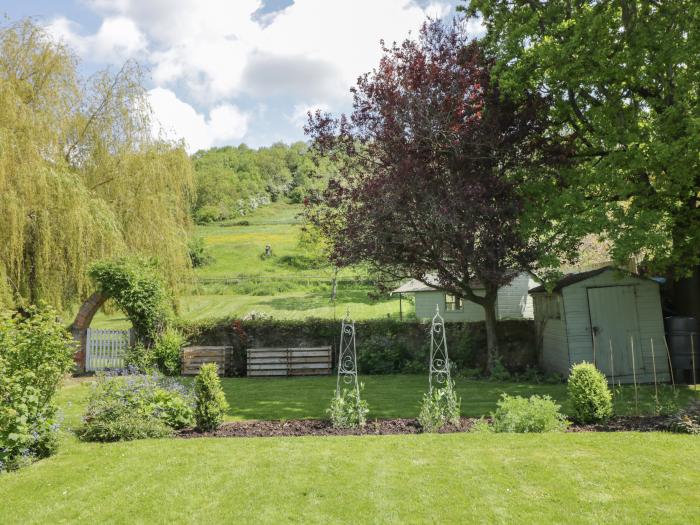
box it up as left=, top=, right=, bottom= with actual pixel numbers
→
left=85, top=328, right=131, bottom=371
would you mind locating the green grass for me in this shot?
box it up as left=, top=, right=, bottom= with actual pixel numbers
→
left=89, top=202, right=408, bottom=327
left=3, top=376, right=699, bottom=524
left=1, top=433, right=698, bottom=524
left=57, top=375, right=699, bottom=423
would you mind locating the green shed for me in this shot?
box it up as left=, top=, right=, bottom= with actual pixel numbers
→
left=529, top=267, right=670, bottom=383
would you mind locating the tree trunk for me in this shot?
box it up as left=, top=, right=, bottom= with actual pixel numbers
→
left=483, top=289, right=500, bottom=373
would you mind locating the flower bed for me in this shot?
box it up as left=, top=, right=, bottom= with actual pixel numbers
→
left=177, top=415, right=673, bottom=438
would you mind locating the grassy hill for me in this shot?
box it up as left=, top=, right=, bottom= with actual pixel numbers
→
left=91, top=202, right=408, bottom=327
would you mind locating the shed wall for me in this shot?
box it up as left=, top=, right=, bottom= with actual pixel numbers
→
left=414, top=290, right=485, bottom=322
left=533, top=293, right=569, bottom=375
left=562, top=271, right=669, bottom=382
left=497, top=273, right=536, bottom=320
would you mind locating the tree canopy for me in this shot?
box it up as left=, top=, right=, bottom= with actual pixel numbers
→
left=463, top=0, right=700, bottom=277
left=306, top=21, right=554, bottom=367
left=192, top=142, right=336, bottom=223
left=0, top=19, right=194, bottom=311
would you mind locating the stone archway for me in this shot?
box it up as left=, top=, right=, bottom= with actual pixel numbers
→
left=70, top=292, right=107, bottom=373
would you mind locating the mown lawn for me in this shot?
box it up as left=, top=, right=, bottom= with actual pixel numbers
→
left=57, top=375, right=699, bottom=424
left=1, top=432, right=699, bottom=524
left=2, top=376, right=699, bottom=524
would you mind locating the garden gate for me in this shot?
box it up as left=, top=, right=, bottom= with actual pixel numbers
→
left=85, top=328, right=131, bottom=371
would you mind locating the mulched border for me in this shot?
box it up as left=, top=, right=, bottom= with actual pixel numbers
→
left=177, top=415, right=672, bottom=439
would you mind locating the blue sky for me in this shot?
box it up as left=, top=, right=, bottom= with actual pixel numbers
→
left=2, top=1, right=481, bottom=152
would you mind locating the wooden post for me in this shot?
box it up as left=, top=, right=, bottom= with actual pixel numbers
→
left=630, top=335, right=638, bottom=415
left=663, top=336, right=676, bottom=392
left=609, top=338, right=615, bottom=388
left=691, top=332, right=697, bottom=391
left=651, top=338, right=658, bottom=403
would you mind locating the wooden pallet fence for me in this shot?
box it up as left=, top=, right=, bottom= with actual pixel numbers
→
left=181, top=346, right=230, bottom=376
left=247, top=347, right=332, bottom=377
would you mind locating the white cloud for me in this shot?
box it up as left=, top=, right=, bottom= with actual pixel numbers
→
left=288, top=102, right=330, bottom=128
left=59, top=0, right=453, bottom=104
left=148, top=88, right=248, bottom=152
left=47, top=16, right=147, bottom=63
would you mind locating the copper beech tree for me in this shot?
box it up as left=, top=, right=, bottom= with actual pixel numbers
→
left=305, top=21, right=558, bottom=370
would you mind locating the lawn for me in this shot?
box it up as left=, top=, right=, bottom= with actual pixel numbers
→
left=2, top=376, right=699, bottom=524
left=56, top=375, right=700, bottom=424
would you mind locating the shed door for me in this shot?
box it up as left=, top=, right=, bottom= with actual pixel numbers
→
left=587, top=286, right=642, bottom=380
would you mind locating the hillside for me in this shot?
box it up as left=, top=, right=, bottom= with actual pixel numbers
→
left=91, top=202, right=408, bottom=327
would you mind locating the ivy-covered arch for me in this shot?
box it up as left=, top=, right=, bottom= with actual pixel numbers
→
left=71, top=258, right=172, bottom=372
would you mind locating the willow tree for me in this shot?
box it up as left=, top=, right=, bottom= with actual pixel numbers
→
left=0, top=19, right=194, bottom=311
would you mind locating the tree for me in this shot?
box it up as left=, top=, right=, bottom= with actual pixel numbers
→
left=305, top=21, right=553, bottom=369
left=463, top=1, right=700, bottom=279
left=0, top=19, right=194, bottom=311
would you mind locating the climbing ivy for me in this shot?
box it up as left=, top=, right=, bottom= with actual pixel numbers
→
left=88, top=258, right=171, bottom=342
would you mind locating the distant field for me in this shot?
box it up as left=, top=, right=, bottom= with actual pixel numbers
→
left=90, top=202, right=409, bottom=327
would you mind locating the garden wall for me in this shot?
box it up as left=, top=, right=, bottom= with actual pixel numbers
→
left=177, top=318, right=536, bottom=377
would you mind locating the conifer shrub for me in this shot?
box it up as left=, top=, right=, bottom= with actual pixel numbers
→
left=194, top=364, right=229, bottom=431
left=567, top=362, right=613, bottom=423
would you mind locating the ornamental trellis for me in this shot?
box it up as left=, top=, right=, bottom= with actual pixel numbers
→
left=336, top=310, right=360, bottom=397
left=429, top=305, right=451, bottom=392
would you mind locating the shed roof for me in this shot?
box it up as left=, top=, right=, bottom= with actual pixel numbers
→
left=529, top=266, right=652, bottom=294
left=391, top=274, right=484, bottom=294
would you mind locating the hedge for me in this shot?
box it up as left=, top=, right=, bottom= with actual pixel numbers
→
left=176, top=318, right=536, bottom=377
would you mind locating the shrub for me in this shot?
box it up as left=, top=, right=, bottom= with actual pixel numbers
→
left=153, top=330, right=185, bottom=376
left=78, top=373, right=194, bottom=442
left=328, top=385, right=370, bottom=428
left=194, top=364, right=229, bottom=431
left=188, top=236, right=213, bottom=268
left=418, top=382, right=461, bottom=432
left=490, top=394, right=569, bottom=433
left=488, top=358, right=511, bottom=381
left=669, top=400, right=700, bottom=435
left=567, top=362, right=613, bottom=423
left=125, top=342, right=156, bottom=373
left=0, top=305, right=75, bottom=471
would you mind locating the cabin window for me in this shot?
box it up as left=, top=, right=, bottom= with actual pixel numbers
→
left=445, top=294, right=462, bottom=311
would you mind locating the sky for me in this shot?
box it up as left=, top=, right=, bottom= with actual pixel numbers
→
left=2, top=0, right=482, bottom=152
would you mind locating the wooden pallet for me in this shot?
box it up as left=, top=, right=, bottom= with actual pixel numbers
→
left=181, top=346, right=230, bottom=376
left=247, top=347, right=332, bottom=377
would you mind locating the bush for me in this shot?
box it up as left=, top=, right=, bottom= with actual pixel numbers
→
left=153, top=330, right=185, bottom=376
left=188, top=236, right=213, bottom=268
left=490, top=394, right=569, bottom=433
left=125, top=342, right=156, bottom=373
left=0, top=305, right=75, bottom=471
left=418, top=382, right=461, bottom=432
left=194, top=364, right=229, bottom=431
left=567, top=362, right=613, bottom=423
left=488, top=358, right=511, bottom=381
left=328, top=385, right=370, bottom=428
left=78, top=373, right=194, bottom=442
left=670, top=400, right=700, bottom=435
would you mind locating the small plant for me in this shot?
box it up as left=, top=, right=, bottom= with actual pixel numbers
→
left=125, top=342, right=156, bottom=373
left=328, top=385, right=369, bottom=428
left=490, top=394, right=569, bottom=433
left=669, top=400, right=700, bottom=435
left=194, top=363, right=229, bottom=431
left=488, top=358, right=511, bottom=381
left=418, top=382, right=461, bottom=432
left=153, top=329, right=185, bottom=376
left=567, top=362, right=613, bottom=423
